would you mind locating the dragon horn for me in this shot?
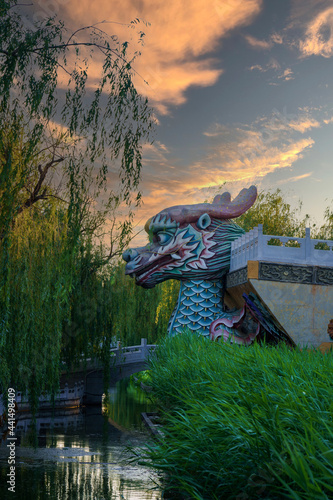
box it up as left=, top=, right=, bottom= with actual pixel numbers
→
left=156, top=186, right=257, bottom=224
left=211, top=185, right=257, bottom=218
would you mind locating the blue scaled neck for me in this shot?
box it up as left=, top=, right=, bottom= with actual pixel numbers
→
left=168, top=278, right=225, bottom=336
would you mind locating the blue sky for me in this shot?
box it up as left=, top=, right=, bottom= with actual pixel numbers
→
left=26, top=0, right=333, bottom=244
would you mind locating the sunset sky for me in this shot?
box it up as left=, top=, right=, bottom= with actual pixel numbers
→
left=26, top=0, right=333, bottom=244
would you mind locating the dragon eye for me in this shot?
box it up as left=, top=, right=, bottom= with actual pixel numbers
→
left=156, top=232, right=172, bottom=245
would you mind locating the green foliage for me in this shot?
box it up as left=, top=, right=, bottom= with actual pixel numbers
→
left=0, top=204, right=74, bottom=411
left=144, top=332, right=333, bottom=499
left=60, top=260, right=179, bottom=373
left=312, top=205, right=333, bottom=240
left=107, top=264, right=179, bottom=346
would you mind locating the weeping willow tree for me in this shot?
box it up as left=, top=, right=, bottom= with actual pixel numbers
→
left=109, top=265, right=179, bottom=345
left=1, top=205, right=74, bottom=413
left=0, top=1, right=154, bottom=403
left=62, top=260, right=180, bottom=370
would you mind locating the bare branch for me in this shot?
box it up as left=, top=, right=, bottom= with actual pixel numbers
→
left=16, top=156, right=65, bottom=215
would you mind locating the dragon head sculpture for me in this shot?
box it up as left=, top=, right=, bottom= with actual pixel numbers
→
left=123, top=186, right=257, bottom=289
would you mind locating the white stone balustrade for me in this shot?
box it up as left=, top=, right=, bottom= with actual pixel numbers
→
left=0, top=381, right=85, bottom=414
left=230, top=224, right=333, bottom=272
left=111, top=338, right=156, bottom=365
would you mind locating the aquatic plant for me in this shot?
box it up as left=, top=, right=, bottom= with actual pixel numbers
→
left=144, top=332, right=333, bottom=499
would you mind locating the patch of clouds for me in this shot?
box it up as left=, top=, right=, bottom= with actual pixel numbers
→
left=278, top=68, right=294, bottom=81
left=288, top=117, right=321, bottom=132
left=248, top=58, right=280, bottom=72
left=199, top=127, right=314, bottom=183
left=49, top=0, right=262, bottom=114
left=323, top=116, right=333, bottom=124
left=271, top=32, right=284, bottom=44
left=138, top=108, right=323, bottom=217
left=132, top=105, right=333, bottom=244
left=299, top=6, right=333, bottom=58
left=248, top=59, right=294, bottom=82
left=289, top=3, right=333, bottom=58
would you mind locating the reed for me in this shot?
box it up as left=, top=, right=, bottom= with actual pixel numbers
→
left=143, top=332, right=333, bottom=499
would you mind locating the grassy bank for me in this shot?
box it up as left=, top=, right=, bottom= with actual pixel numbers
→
left=143, top=332, right=333, bottom=499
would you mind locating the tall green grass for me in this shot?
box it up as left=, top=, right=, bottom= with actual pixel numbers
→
left=143, top=332, right=333, bottom=499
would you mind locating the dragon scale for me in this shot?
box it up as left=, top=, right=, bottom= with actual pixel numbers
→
left=168, top=279, right=224, bottom=336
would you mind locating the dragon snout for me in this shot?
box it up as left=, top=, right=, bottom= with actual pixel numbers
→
left=122, top=248, right=142, bottom=274
left=122, top=248, right=138, bottom=263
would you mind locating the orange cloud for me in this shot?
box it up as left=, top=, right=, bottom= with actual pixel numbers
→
left=248, top=59, right=296, bottom=83
left=276, top=172, right=313, bottom=185
left=109, top=107, right=329, bottom=240
left=133, top=119, right=315, bottom=225
left=131, top=133, right=314, bottom=246
left=197, top=135, right=314, bottom=182
left=54, top=0, right=262, bottom=113
left=288, top=117, right=321, bottom=132
left=244, top=34, right=273, bottom=49
left=299, top=6, right=333, bottom=58
left=245, top=32, right=284, bottom=50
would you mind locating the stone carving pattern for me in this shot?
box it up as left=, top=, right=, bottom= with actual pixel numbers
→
left=259, top=263, right=313, bottom=283
left=226, top=267, right=248, bottom=288
left=315, top=267, right=333, bottom=285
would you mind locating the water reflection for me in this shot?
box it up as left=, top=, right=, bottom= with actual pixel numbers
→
left=107, top=378, right=154, bottom=432
left=0, top=378, right=160, bottom=500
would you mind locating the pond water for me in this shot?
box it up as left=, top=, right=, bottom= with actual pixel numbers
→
left=0, top=378, right=162, bottom=499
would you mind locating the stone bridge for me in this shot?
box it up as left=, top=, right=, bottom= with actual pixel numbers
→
left=60, top=339, right=157, bottom=405
left=226, top=224, right=333, bottom=349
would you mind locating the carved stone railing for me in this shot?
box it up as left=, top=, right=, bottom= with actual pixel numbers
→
left=80, top=338, right=157, bottom=371
left=230, top=224, right=333, bottom=272
left=0, top=340, right=157, bottom=414
left=111, top=338, right=157, bottom=365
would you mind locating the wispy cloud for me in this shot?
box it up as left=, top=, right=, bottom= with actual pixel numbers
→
left=248, top=60, right=294, bottom=82
left=139, top=110, right=321, bottom=216
left=271, top=32, right=284, bottom=44
left=248, top=58, right=280, bottom=72
left=276, top=172, right=313, bottom=185
left=199, top=129, right=314, bottom=183
left=244, top=34, right=273, bottom=49
left=132, top=106, right=333, bottom=244
left=245, top=31, right=285, bottom=50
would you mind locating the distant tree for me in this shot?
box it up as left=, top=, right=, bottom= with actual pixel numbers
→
left=236, top=189, right=311, bottom=237
left=312, top=205, right=333, bottom=240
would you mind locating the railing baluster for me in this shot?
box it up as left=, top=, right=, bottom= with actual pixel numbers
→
left=229, top=225, right=333, bottom=272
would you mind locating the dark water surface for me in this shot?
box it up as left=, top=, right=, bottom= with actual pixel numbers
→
left=0, top=379, right=161, bottom=500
